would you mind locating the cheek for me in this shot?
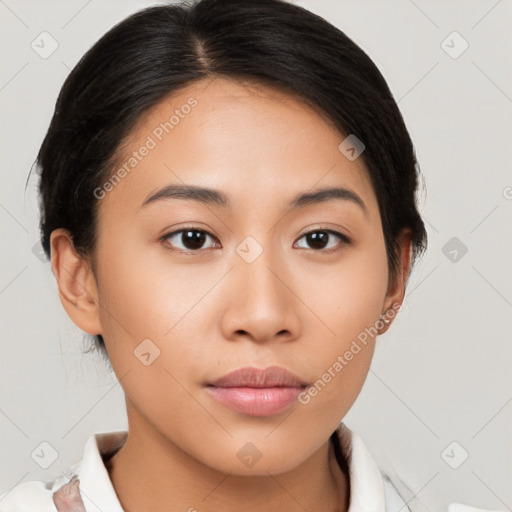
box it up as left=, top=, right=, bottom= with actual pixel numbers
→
left=95, top=236, right=198, bottom=339
left=296, top=234, right=389, bottom=338
left=93, top=237, right=219, bottom=377
left=93, top=244, right=209, bottom=424
left=294, top=239, right=388, bottom=408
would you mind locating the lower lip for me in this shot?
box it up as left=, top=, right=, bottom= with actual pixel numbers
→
left=206, top=386, right=305, bottom=416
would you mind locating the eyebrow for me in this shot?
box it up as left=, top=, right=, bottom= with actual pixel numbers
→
left=138, top=184, right=367, bottom=215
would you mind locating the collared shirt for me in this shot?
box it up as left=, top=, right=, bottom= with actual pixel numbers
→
left=0, top=422, right=497, bottom=512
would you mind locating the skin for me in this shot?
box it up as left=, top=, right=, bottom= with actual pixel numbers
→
left=50, top=77, right=412, bottom=512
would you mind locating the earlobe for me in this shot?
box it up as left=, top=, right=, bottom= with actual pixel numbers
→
left=49, top=228, right=102, bottom=336
left=378, top=228, right=413, bottom=335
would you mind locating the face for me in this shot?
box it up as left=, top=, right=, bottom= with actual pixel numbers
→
left=53, top=77, right=406, bottom=475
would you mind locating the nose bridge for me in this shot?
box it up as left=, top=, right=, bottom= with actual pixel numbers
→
left=222, top=230, right=299, bottom=342
left=240, top=234, right=281, bottom=295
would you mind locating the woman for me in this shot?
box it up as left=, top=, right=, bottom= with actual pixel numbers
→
left=1, top=0, right=491, bottom=510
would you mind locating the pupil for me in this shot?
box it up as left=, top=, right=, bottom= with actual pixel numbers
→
left=308, top=231, right=328, bottom=249
left=183, top=230, right=206, bottom=250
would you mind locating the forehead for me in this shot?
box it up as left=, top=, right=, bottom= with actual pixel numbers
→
left=97, top=77, right=376, bottom=219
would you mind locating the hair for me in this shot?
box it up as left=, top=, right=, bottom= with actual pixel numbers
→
left=32, top=0, right=427, bottom=368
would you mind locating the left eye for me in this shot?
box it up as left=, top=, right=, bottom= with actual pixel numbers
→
left=294, top=229, right=348, bottom=252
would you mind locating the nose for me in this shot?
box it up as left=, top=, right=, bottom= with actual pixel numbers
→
left=220, top=241, right=302, bottom=345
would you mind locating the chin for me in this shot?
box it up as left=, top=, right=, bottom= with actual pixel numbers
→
left=201, top=443, right=307, bottom=476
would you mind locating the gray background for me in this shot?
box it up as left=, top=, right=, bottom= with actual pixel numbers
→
left=1, top=0, right=511, bottom=510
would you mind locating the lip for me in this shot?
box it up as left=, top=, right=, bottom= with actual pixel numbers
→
left=206, top=366, right=308, bottom=416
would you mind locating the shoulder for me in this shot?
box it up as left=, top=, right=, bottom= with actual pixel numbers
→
left=379, top=475, right=507, bottom=512
left=379, top=468, right=505, bottom=512
left=0, top=471, right=74, bottom=511
left=334, top=423, right=502, bottom=512
left=0, top=430, right=127, bottom=512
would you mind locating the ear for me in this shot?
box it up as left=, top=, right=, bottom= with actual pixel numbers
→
left=378, top=228, right=413, bottom=335
left=49, top=228, right=102, bottom=336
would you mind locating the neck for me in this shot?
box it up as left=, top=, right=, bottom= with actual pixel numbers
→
left=105, top=415, right=350, bottom=512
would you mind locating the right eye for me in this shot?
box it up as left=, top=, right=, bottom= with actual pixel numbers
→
left=160, top=227, right=221, bottom=253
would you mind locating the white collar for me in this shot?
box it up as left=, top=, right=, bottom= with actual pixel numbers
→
left=0, top=422, right=408, bottom=510
left=336, top=422, right=388, bottom=510
left=68, top=421, right=400, bottom=511
left=75, top=430, right=127, bottom=511
left=0, top=423, right=502, bottom=511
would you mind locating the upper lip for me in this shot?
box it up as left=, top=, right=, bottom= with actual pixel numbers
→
left=208, top=365, right=307, bottom=388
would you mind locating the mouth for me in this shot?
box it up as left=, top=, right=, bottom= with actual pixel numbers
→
left=205, top=365, right=308, bottom=416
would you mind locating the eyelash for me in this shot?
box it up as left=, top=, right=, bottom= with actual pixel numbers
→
left=160, top=226, right=351, bottom=255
